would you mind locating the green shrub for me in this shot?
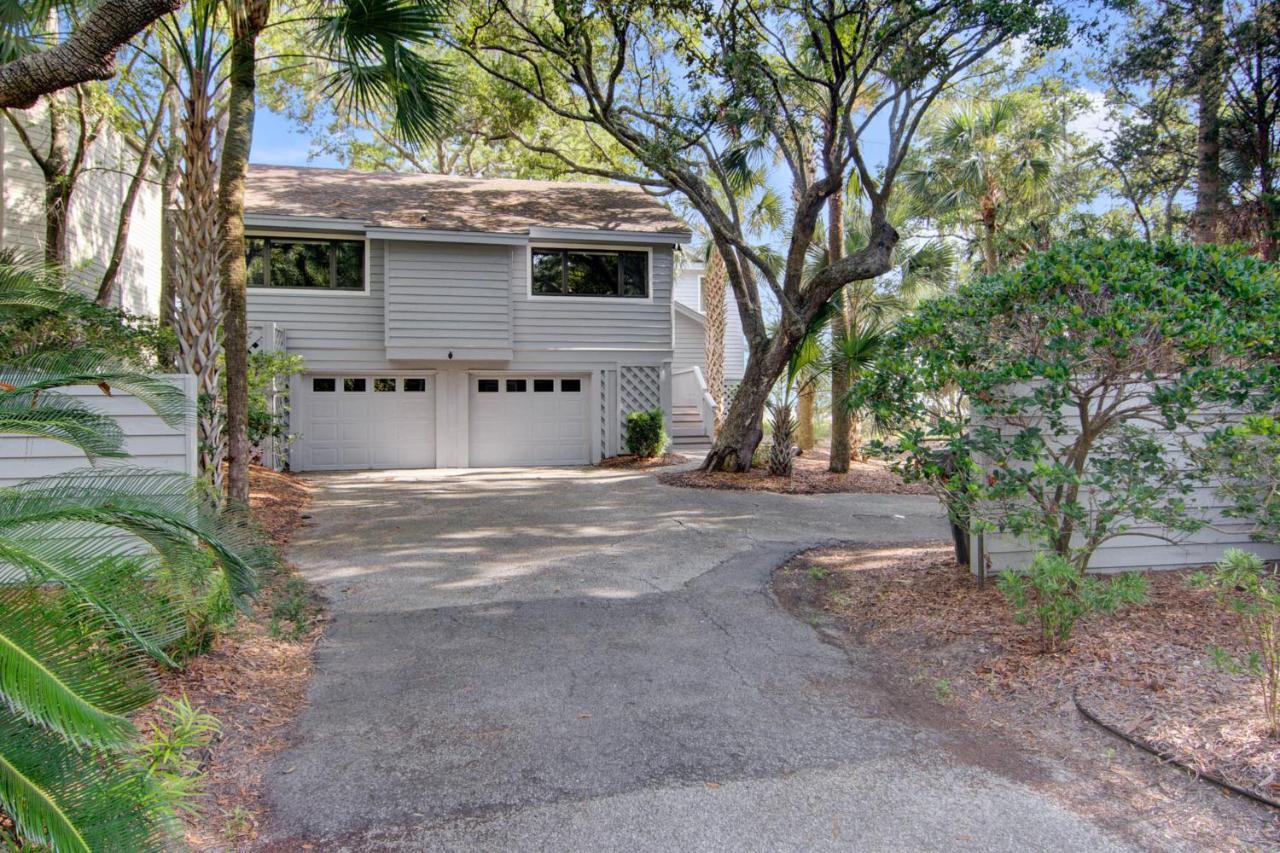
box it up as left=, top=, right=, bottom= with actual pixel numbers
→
left=853, top=239, right=1280, bottom=573
left=131, top=695, right=222, bottom=819
left=1192, top=549, right=1280, bottom=738
left=1200, top=415, right=1280, bottom=544
left=997, top=553, right=1148, bottom=651
left=624, top=408, right=668, bottom=457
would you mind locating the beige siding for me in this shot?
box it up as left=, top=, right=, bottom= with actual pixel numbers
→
left=384, top=242, right=512, bottom=360
left=0, top=376, right=196, bottom=487
left=1, top=103, right=162, bottom=315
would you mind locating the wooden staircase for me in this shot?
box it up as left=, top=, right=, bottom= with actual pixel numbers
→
left=671, top=405, right=712, bottom=453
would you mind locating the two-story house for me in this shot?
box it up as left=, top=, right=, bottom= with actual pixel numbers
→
left=243, top=164, right=700, bottom=471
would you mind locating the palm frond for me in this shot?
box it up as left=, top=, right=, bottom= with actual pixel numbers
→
left=316, top=0, right=454, bottom=144
left=0, top=709, right=173, bottom=853
left=0, top=393, right=128, bottom=459
left=0, top=587, right=152, bottom=749
left=0, top=468, right=273, bottom=603
left=0, top=349, right=190, bottom=431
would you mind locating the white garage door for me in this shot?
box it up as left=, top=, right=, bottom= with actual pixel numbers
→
left=469, top=375, right=590, bottom=466
left=294, top=375, right=435, bottom=471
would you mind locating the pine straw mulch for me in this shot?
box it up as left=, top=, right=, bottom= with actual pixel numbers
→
left=147, top=465, right=323, bottom=850
left=658, top=450, right=932, bottom=495
left=773, top=543, right=1280, bottom=851
left=597, top=451, right=687, bottom=469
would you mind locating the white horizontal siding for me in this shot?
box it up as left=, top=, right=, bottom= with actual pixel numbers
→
left=673, top=309, right=705, bottom=376
left=1, top=103, right=162, bottom=315
left=979, top=396, right=1280, bottom=572
left=671, top=263, right=746, bottom=383
left=0, top=375, right=196, bottom=487
left=384, top=242, right=512, bottom=359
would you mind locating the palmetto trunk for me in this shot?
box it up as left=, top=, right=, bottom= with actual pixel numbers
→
left=827, top=192, right=850, bottom=473
left=767, top=400, right=796, bottom=477
left=796, top=383, right=816, bottom=451
left=702, top=250, right=728, bottom=435
left=1192, top=0, right=1227, bottom=243
left=173, top=72, right=225, bottom=490
left=219, top=1, right=269, bottom=504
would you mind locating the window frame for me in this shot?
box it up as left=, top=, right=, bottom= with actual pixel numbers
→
left=527, top=243, right=653, bottom=303
left=245, top=232, right=370, bottom=294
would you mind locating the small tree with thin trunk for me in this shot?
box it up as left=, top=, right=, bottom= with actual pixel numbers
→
left=460, top=0, right=1069, bottom=471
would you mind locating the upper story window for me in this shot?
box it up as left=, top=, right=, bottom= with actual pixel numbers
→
left=531, top=248, right=648, bottom=298
left=246, top=237, right=364, bottom=290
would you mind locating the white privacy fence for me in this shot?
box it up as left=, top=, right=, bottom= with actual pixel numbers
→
left=0, top=374, right=197, bottom=488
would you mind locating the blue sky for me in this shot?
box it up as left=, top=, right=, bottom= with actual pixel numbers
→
left=250, top=109, right=341, bottom=167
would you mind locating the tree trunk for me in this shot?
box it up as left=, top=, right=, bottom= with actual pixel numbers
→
left=158, top=95, right=180, bottom=369
left=702, top=250, right=728, bottom=434
left=174, top=69, right=224, bottom=490
left=796, top=382, right=816, bottom=451
left=218, top=2, right=269, bottom=504
left=1192, top=0, right=1227, bottom=243
left=980, top=201, right=999, bottom=274
left=0, top=0, right=184, bottom=109
left=97, top=81, right=172, bottom=306
left=827, top=192, right=850, bottom=474
left=700, top=340, right=787, bottom=472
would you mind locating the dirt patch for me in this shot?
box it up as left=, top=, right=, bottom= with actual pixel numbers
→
left=152, top=465, right=323, bottom=849
left=658, top=451, right=931, bottom=495
left=773, top=543, right=1280, bottom=850
left=598, top=451, right=687, bottom=469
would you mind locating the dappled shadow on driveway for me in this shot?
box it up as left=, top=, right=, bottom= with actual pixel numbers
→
left=287, top=466, right=945, bottom=613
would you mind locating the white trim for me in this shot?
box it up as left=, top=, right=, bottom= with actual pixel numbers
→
left=244, top=214, right=369, bottom=232
left=525, top=243, right=655, bottom=304
left=367, top=226, right=527, bottom=245
left=528, top=226, right=692, bottom=245
left=244, top=233, right=372, bottom=296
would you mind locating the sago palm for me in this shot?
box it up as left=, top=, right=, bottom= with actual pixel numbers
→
left=0, top=260, right=274, bottom=851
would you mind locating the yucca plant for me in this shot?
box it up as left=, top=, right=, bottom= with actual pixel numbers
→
left=0, top=259, right=274, bottom=851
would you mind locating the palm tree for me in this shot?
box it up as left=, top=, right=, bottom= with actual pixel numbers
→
left=0, top=259, right=274, bottom=850
left=902, top=93, right=1064, bottom=273
left=802, top=192, right=956, bottom=467
left=218, top=0, right=454, bottom=502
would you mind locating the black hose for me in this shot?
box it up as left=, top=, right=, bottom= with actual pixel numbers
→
left=1072, top=688, right=1280, bottom=811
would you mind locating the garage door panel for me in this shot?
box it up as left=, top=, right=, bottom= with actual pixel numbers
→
left=469, top=375, right=590, bottom=467
left=295, top=375, right=436, bottom=471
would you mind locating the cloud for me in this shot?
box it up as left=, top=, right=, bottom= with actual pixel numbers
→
left=1068, top=89, right=1115, bottom=144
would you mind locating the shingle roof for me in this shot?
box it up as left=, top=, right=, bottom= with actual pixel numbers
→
left=245, top=164, right=690, bottom=236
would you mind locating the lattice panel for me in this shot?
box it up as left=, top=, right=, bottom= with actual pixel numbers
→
left=619, top=366, right=661, bottom=447
left=600, top=371, right=609, bottom=456
left=620, top=365, right=661, bottom=414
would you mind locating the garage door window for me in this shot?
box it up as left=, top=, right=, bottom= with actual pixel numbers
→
left=405, top=378, right=427, bottom=392
left=561, top=379, right=581, bottom=392
left=534, top=379, right=554, bottom=392
left=506, top=379, right=527, bottom=392
left=313, top=377, right=336, bottom=392
left=343, top=378, right=366, bottom=392
left=477, top=379, right=499, bottom=393
left=374, top=378, right=396, bottom=392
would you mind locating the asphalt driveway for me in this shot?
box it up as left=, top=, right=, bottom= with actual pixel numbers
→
left=259, top=465, right=1133, bottom=851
